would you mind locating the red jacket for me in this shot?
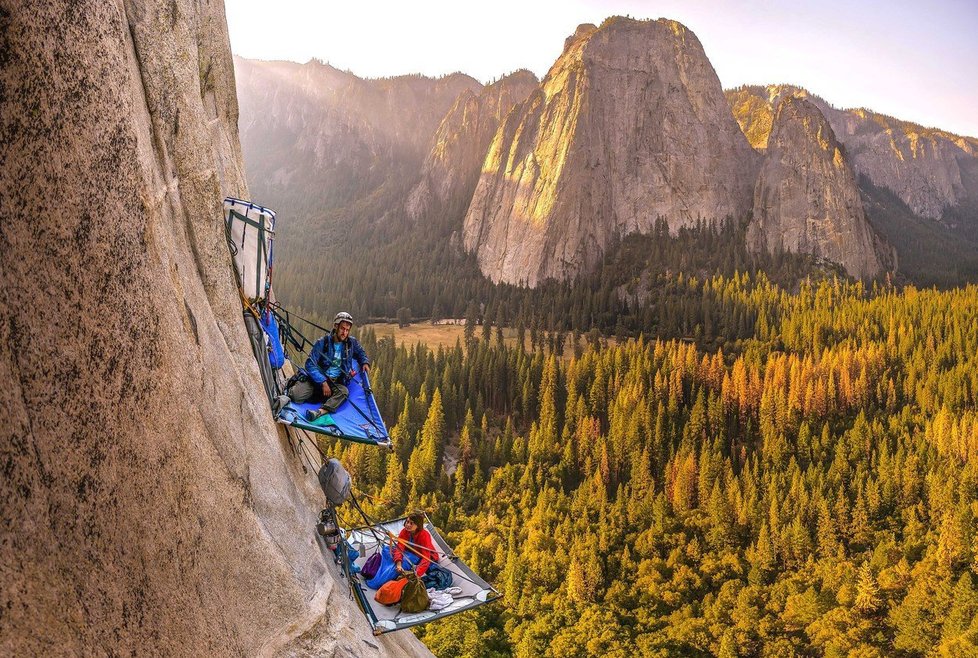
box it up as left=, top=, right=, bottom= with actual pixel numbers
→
left=392, top=528, right=437, bottom=576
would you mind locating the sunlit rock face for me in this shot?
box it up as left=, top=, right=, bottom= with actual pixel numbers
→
left=407, top=70, right=539, bottom=220
left=462, top=17, right=760, bottom=286
left=728, top=85, right=978, bottom=220
left=748, top=97, right=887, bottom=279
left=0, top=2, right=430, bottom=656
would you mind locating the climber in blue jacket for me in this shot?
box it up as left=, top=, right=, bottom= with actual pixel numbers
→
left=288, top=311, right=371, bottom=420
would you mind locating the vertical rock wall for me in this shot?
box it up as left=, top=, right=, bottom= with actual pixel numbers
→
left=0, top=2, right=429, bottom=656
left=462, top=18, right=759, bottom=286
left=748, top=97, right=886, bottom=279
left=406, top=70, right=539, bottom=220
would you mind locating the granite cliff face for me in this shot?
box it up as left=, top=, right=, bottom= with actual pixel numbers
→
left=462, top=18, right=760, bottom=286
left=748, top=97, right=886, bottom=279
left=0, top=2, right=429, bottom=656
left=728, top=84, right=978, bottom=220
left=407, top=70, right=539, bottom=220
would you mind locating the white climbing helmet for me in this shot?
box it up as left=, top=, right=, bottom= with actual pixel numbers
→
left=334, top=311, right=354, bottom=327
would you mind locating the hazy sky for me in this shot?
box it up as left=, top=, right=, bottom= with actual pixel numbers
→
left=226, top=0, right=978, bottom=137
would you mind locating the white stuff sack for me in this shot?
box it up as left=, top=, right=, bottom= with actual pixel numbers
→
left=224, top=197, right=276, bottom=301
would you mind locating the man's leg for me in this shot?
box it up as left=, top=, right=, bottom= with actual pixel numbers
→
left=288, top=378, right=317, bottom=403
left=322, top=382, right=349, bottom=413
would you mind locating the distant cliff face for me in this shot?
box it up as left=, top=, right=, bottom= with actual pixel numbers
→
left=235, top=57, right=480, bottom=221
left=461, top=18, right=760, bottom=286
left=749, top=97, right=886, bottom=279
left=407, top=70, right=539, bottom=220
left=0, top=2, right=428, bottom=656
left=728, top=85, right=978, bottom=220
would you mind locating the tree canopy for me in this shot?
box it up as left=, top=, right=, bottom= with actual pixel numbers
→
left=314, top=272, right=978, bottom=657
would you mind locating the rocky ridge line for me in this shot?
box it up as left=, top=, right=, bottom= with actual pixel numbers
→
left=727, top=84, right=978, bottom=220
left=234, top=56, right=481, bottom=221
left=407, top=70, right=539, bottom=220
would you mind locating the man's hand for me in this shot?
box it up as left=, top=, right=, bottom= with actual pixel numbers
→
left=322, top=381, right=331, bottom=397
left=361, top=363, right=370, bottom=374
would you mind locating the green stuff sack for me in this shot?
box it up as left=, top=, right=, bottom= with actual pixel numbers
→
left=400, top=571, right=430, bottom=613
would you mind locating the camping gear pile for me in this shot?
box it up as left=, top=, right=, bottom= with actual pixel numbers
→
left=343, top=515, right=500, bottom=634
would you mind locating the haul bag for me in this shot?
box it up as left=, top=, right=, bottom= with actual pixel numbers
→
left=318, top=459, right=351, bottom=506
left=224, top=198, right=275, bottom=302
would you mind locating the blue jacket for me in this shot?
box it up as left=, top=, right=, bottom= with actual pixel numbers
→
left=305, top=333, right=370, bottom=385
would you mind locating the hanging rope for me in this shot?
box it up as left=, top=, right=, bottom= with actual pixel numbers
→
left=348, top=493, right=394, bottom=548
left=267, top=301, right=332, bottom=335
left=299, top=439, right=322, bottom=473
left=336, top=527, right=359, bottom=602
left=299, top=427, right=330, bottom=465
left=273, top=307, right=315, bottom=358
left=352, top=488, right=395, bottom=507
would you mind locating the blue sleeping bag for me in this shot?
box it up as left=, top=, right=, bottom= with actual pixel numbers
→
left=365, top=544, right=420, bottom=590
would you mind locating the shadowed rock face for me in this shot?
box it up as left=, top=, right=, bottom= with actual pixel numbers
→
left=407, top=70, right=539, bottom=220
left=235, top=56, right=481, bottom=222
left=728, top=84, right=978, bottom=220
left=0, top=2, right=428, bottom=656
left=748, top=97, right=886, bottom=279
left=462, top=17, right=760, bottom=286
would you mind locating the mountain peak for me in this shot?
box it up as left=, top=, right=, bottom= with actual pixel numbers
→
left=564, top=23, right=598, bottom=50
left=463, top=18, right=758, bottom=285
left=556, top=17, right=703, bottom=66
left=774, top=96, right=839, bottom=153
left=493, top=69, right=539, bottom=86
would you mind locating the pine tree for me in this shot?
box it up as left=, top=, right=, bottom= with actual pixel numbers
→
left=528, top=356, right=559, bottom=463
left=379, top=452, right=406, bottom=511
left=941, top=572, right=978, bottom=644
left=816, top=499, right=841, bottom=559
left=706, top=481, right=734, bottom=548
left=748, top=522, right=776, bottom=584
left=406, top=389, right=445, bottom=495
left=854, top=562, right=882, bottom=614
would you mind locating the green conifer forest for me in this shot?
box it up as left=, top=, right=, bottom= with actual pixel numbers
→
left=305, top=271, right=978, bottom=657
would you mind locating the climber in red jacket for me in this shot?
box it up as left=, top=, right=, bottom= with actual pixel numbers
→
left=393, top=510, right=438, bottom=577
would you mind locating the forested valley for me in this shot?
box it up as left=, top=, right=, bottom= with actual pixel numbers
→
left=237, top=17, right=978, bottom=658
left=257, top=66, right=978, bottom=655
left=300, top=269, right=978, bottom=657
